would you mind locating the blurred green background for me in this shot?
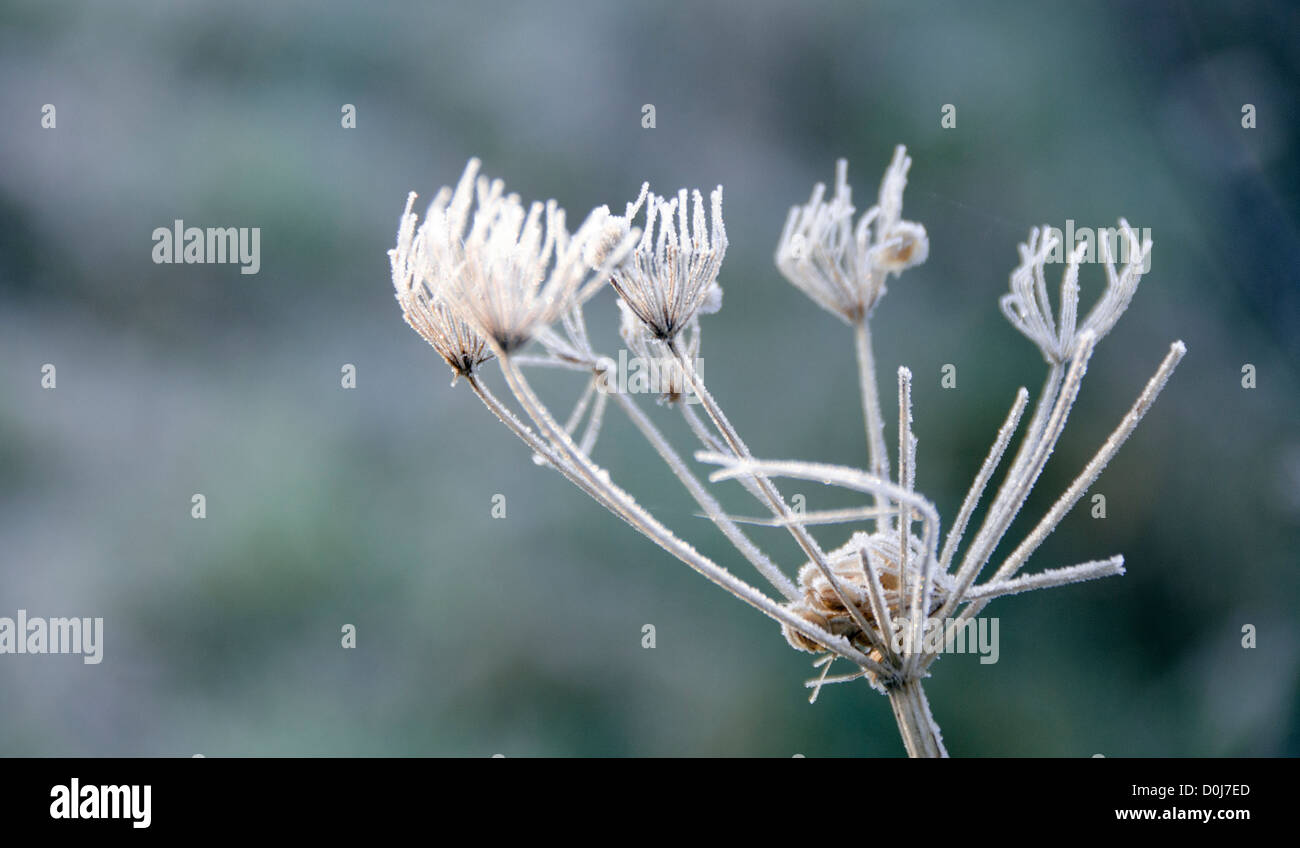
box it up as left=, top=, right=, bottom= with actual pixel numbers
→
left=1, top=0, right=1296, bottom=756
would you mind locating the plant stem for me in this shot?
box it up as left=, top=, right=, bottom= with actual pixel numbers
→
left=668, top=339, right=880, bottom=641
left=607, top=379, right=799, bottom=601
left=492, top=354, right=892, bottom=678
left=854, top=318, right=890, bottom=533
left=887, top=678, right=948, bottom=757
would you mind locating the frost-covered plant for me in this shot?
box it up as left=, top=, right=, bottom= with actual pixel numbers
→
left=389, top=149, right=1184, bottom=757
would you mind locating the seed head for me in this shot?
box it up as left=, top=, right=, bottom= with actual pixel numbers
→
left=394, top=158, right=635, bottom=357
left=782, top=531, right=954, bottom=674
left=389, top=191, right=491, bottom=380
left=609, top=183, right=728, bottom=342
left=776, top=146, right=929, bottom=323
left=1000, top=218, right=1151, bottom=363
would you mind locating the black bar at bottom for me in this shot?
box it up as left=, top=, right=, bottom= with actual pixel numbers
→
left=0, top=757, right=1281, bottom=835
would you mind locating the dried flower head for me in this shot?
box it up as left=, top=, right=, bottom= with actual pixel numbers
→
left=775, top=145, right=929, bottom=323
left=609, top=183, right=727, bottom=342
left=389, top=191, right=492, bottom=380
left=398, top=158, right=636, bottom=356
left=781, top=531, right=956, bottom=660
left=1000, top=218, right=1152, bottom=364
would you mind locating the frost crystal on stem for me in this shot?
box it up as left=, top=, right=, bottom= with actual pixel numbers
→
left=388, top=149, right=1184, bottom=757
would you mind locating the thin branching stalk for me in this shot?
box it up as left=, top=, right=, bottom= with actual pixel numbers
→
left=723, top=505, right=898, bottom=528
left=466, top=373, right=598, bottom=496
left=942, top=341, right=1186, bottom=637
left=899, top=367, right=931, bottom=679
left=680, top=402, right=766, bottom=503
left=937, top=388, right=1029, bottom=576
left=515, top=333, right=799, bottom=600
left=496, top=351, right=891, bottom=676
left=960, top=556, right=1126, bottom=604
left=667, top=338, right=882, bottom=643
left=605, top=375, right=800, bottom=601
left=699, top=456, right=941, bottom=570
left=988, top=342, right=1186, bottom=586
left=948, top=332, right=1097, bottom=603
left=854, top=318, right=891, bottom=531
left=858, top=547, right=899, bottom=666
